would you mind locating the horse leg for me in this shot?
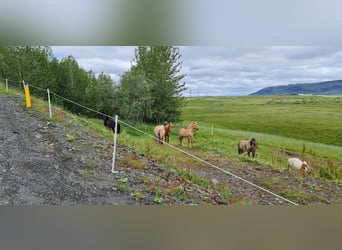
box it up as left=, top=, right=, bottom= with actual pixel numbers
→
left=160, top=131, right=165, bottom=145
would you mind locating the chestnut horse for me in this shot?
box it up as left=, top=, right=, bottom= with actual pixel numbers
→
left=178, top=122, right=199, bottom=147
left=164, top=122, right=174, bottom=143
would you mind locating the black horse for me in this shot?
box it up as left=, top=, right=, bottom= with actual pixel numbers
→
left=103, top=115, right=121, bottom=134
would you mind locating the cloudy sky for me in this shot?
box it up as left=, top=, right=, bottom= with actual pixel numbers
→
left=3, top=0, right=342, bottom=96
left=51, top=46, right=342, bottom=96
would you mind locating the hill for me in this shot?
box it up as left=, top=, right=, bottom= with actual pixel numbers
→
left=249, top=80, right=342, bottom=96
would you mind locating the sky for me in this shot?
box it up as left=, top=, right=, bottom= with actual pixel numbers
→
left=51, top=46, right=342, bottom=96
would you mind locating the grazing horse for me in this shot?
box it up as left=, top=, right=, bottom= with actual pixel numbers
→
left=178, top=122, right=199, bottom=147
left=154, top=124, right=166, bottom=144
left=164, top=122, right=174, bottom=143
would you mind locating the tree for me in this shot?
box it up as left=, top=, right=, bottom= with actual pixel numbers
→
left=116, top=70, right=153, bottom=123
left=0, top=46, right=53, bottom=91
left=56, top=55, right=91, bottom=113
left=84, top=72, right=117, bottom=117
left=117, top=46, right=187, bottom=123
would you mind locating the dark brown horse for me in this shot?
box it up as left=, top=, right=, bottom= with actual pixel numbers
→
left=178, top=122, right=199, bottom=147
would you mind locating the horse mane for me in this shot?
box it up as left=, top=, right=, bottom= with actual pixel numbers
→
left=187, top=121, right=197, bottom=129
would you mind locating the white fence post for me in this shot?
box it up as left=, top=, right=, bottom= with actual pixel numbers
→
left=211, top=124, right=214, bottom=136
left=47, top=88, right=52, bottom=120
left=111, top=115, right=119, bottom=174
left=5, top=78, right=8, bottom=91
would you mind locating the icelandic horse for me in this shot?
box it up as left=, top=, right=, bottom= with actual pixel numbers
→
left=164, top=122, right=174, bottom=143
left=154, top=125, right=165, bottom=144
left=154, top=122, right=174, bottom=145
left=178, top=122, right=199, bottom=147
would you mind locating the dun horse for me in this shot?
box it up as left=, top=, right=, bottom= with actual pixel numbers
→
left=178, top=122, right=199, bottom=147
left=154, top=122, right=174, bottom=145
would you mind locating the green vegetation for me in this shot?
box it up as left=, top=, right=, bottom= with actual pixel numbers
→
left=1, top=82, right=342, bottom=182
left=0, top=45, right=186, bottom=124
left=116, top=46, right=186, bottom=123
left=182, top=96, right=342, bottom=146
left=115, top=95, right=342, bottom=180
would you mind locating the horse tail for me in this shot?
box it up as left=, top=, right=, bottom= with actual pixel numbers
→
left=154, top=126, right=164, bottom=144
left=157, top=129, right=162, bottom=142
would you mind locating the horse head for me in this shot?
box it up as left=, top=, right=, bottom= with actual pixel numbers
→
left=190, top=122, right=199, bottom=131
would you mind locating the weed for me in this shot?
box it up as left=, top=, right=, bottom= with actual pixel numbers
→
left=81, top=170, right=95, bottom=178
left=66, top=134, right=75, bottom=142
left=119, top=177, right=128, bottom=184
left=228, top=195, right=254, bottom=205
left=277, top=189, right=307, bottom=201
left=215, top=183, right=232, bottom=199
left=84, top=160, right=97, bottom=169
left=50, top=108, right=67, bottom=122
left=153, top=195, right=162, bottom=204
left=117, top=154, right=145, bottom=169
left=319, top=160, right=342, bottom=180
left=132, top=176, right=150, bottom=185
left=63, top=155, right=73, bottom=161
left=132, top=190, right=146, bottom=200
left=149, top=185, right=162, bottom=196
left=117, top=183, right=128, bottom=192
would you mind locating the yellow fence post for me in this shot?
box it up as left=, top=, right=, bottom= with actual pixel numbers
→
left=24, top=84, right=32, bottom=108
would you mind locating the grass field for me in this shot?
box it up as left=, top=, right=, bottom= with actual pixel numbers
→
left=181, top=96, right=342, bottom=146
left=177, top=95, right=342, bottom=179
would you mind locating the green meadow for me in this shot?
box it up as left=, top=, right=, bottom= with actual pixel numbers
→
left=177, top=95, right=342, bottom=176
left=181, top=95, right=342, bottom=147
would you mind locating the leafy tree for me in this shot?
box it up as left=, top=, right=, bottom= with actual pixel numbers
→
left=116, top=70, right=153, bottom=123
left=84, top=72, right=117, bottom=117
left=0, top=46, right=53, bottom=91
left=56, top=55, right=91, bottom=113
left=117, top=46, right=187, bottom=123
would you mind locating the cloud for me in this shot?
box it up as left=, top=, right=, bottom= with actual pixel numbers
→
left=52, top=46, right=135, bottom=82
left=51, top=46, right=342, bottom=96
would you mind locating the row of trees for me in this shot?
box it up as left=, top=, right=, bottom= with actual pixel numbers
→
left=0, top=46, right=187, bottom=124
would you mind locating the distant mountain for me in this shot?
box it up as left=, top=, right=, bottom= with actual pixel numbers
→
left=249, top=80, right=342, bottom=96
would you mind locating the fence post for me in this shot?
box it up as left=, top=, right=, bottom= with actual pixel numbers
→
left=5, top=78, right=8, bottom=92
left=211, top=124, right=214, bottom=136
left=47, top=88, right=52, bottom=120
left=23, top=82, right=31, bottom=108
left=111, top=115, right=119, bottom=174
